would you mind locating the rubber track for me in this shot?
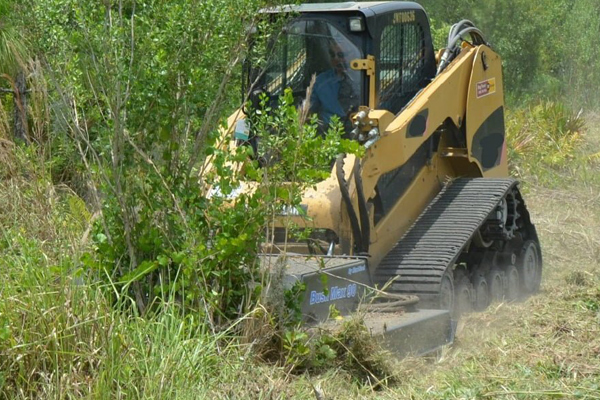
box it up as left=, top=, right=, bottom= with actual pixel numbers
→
left=374, top=178, right=517, bottom=301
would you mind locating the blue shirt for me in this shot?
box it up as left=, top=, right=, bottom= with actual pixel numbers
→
left=310, top=69, right=345, bottom=125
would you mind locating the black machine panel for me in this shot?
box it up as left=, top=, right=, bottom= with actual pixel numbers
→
left=373, top=133, right=440, bottom=224
left=471, top=106, right=505, bottom=170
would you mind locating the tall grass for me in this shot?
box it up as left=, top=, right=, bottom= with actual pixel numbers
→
left=0, top=153, right=252, bottom=399
left=0, top=275, right=248, bottom=399
left=0, top=147, right=399, bottom=399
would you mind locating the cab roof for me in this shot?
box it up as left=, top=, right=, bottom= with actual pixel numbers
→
left=261, top=1, right=425, bottom=17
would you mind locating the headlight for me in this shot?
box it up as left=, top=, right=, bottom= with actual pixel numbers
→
left=349, top=17, right=365, bottom=32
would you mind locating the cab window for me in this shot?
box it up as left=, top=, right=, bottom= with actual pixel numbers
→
left=378, top=22, right=428, bottom=113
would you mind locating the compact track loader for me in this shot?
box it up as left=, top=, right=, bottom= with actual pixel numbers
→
left=221, top=2, right=542, bottom=355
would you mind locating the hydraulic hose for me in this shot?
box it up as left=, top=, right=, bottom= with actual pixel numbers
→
left=336, top=155, right=364, bottom=253
left=436, top=20, right=488, bottom=75
left=353, top=158, right=370, bottom=254
left=360, top=293, right=420, bottom=313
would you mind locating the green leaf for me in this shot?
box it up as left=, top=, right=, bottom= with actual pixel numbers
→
left=157, top=254, right=170, bottom=266
left=120, top=260, right=158, bottom=284
left=95, top=233, right=107, bottom=244
left=320, top=274, right=329, bottom=296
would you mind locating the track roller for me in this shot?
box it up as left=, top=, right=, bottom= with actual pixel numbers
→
left=439, top=272, right=455, bottom=312
left=453, top=270, right=473, bottom=316
left=503, top=264, right=520, bottom=302
left=517, top=240, right=542, bottom=294
left=486, top=269, right=505, bottom=303
left=472, top=274, right=489, bottom=311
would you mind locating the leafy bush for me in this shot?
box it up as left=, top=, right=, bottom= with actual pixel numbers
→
left=2, top=5, right=365, bottom=391
left=0, top=95, right=360, bottom=397
left=82, top=87, right=355, bottom=325
left=8, top=0, right=281, bottom=323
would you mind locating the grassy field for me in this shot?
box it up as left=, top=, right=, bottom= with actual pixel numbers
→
left=1, top=114, right=600, bottom=399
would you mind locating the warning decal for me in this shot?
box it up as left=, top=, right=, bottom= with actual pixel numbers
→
left=476, top=78, right=496, bottom=98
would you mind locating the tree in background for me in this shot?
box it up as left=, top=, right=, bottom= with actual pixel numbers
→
left=417, top=0, right=600, bottom=107
left=561, top=0, right=600, bottom=108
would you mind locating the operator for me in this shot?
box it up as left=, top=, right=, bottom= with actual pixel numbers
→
left=310, top=41, right=359, bottom=131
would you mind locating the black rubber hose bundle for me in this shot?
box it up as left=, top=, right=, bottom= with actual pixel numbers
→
left=436, top=20, right=488, bottom=75
left=353, top=158, right=370, bottom=254
left=336, top=155, right=364, bottom=253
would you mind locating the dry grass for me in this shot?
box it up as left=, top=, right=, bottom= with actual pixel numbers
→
left=0, top=138, right=16, bottom=179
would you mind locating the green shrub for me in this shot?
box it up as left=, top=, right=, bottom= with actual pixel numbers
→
left=274, top=316, right=394, bottom=385
left=81, top=87, right=356, bottom=326
left=506, top=100, right=584, bottom=181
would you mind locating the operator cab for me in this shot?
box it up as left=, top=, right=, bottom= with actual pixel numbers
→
left=245, top=2, right=437, bottom=125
